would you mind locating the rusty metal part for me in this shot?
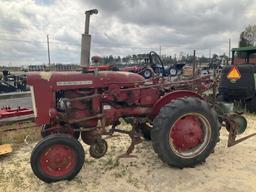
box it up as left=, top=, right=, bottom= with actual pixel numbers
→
left=104, top=121, right=121, bottom=139
left=223, top=114, right=256, bottom=147
left=116, top=123, right=143, bottom=159
left=228, top=131, right=256, bottom=147
left=41, top=124, right=80, bottom=138
left=68, top=114, right=103, bottom=124
left=81, top=129, right=102, bottom=145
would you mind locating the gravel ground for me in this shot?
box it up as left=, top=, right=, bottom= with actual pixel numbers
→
left=1, top=114, right=256, bottom=192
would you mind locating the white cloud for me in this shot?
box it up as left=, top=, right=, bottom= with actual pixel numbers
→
left=0, top=0, right=255, bottom=66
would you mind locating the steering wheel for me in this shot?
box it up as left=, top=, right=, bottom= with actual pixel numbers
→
left=148, top=51, right=166, bottom=76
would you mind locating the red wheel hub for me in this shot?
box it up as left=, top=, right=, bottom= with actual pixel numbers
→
left=170, top=115, right=203, bottom=151
left=39, top=144, right=76, bottom=177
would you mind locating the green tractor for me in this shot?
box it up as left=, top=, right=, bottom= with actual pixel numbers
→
left=218, top=47, right=256, bottom=112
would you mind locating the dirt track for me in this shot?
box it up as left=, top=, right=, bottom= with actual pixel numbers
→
left=1, top=115, right=256, bottom=192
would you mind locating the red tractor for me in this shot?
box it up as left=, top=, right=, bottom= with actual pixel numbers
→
left=27, top=10, right=250, bottom=183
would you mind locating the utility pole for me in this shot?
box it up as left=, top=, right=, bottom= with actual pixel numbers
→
left=47, top=34, right=51, bottom=65
left=208, top=48, right=212, bottom=68
left=193, top=50, right=196, bottom=78
left=228, top=38, right=231, bottom=62
left=159, top=45, right=162, bottom=56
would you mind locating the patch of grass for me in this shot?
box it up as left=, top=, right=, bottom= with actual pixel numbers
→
left=0, top=121, right=41, bottom=144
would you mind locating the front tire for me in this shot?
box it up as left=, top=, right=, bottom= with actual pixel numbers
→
left=31, top=134, right=85, bottom=183
left=151, top=97, right=220, bottom=168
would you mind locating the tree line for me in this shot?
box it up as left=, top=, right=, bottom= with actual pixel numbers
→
left=93, top=53, right=228, bottom=66
left=239, top=24, right=256, bottom=47
left=92, top=24, right=256, bottom=66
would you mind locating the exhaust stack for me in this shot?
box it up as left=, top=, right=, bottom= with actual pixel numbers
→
left=80, top=9, right=98, bottom=68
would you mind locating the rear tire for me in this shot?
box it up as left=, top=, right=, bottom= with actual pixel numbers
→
left=31, top=134, right=85, bottom=183
left=151, top=97, right=220, bottom=168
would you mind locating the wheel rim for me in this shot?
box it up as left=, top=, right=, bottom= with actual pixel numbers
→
left=144, top=70, right=151, bottom=78
left=89, top=140, right=108, bottom=159
left=170, top=69, right=176, bottom=76
left=39, top=144, right=76, bottom=177
left=169, top=113, right=211, bottom=159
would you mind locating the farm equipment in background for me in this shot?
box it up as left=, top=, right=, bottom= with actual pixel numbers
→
left=218, top=47, right=256, bottom=112
left=26, top=9, right=254, bottom=183
left=0, top=73, right=28, bottom=93
left=91, top=52, right=185, bottom=79
left=0, top=106, right=33, bottom=119
left=121, top=51, right=185, bottom=79
left=0, top=106, right=33, bottom=156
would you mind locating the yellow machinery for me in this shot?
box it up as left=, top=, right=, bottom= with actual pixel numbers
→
left=0, top=144, right=12, bottom=155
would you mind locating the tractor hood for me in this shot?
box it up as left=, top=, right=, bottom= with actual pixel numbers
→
left=27, top=71, right=145, bottom=125
left=27, top=71, right=145, bottom=90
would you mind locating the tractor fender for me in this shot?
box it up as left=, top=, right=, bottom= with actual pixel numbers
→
left=151, top=90, right=203, bottom=119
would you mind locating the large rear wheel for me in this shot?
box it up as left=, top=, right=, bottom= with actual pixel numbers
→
left=31, top=134, right=85, bottom=183
left=151, top=97, right=220, bottom=168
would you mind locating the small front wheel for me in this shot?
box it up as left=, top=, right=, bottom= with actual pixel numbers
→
left=89, top=139, right=108, bottom=159
left=31, top=134, right=85, bottom=183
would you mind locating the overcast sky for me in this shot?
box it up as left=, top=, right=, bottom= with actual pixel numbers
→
left=0, top=0, right=255, bottom=66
